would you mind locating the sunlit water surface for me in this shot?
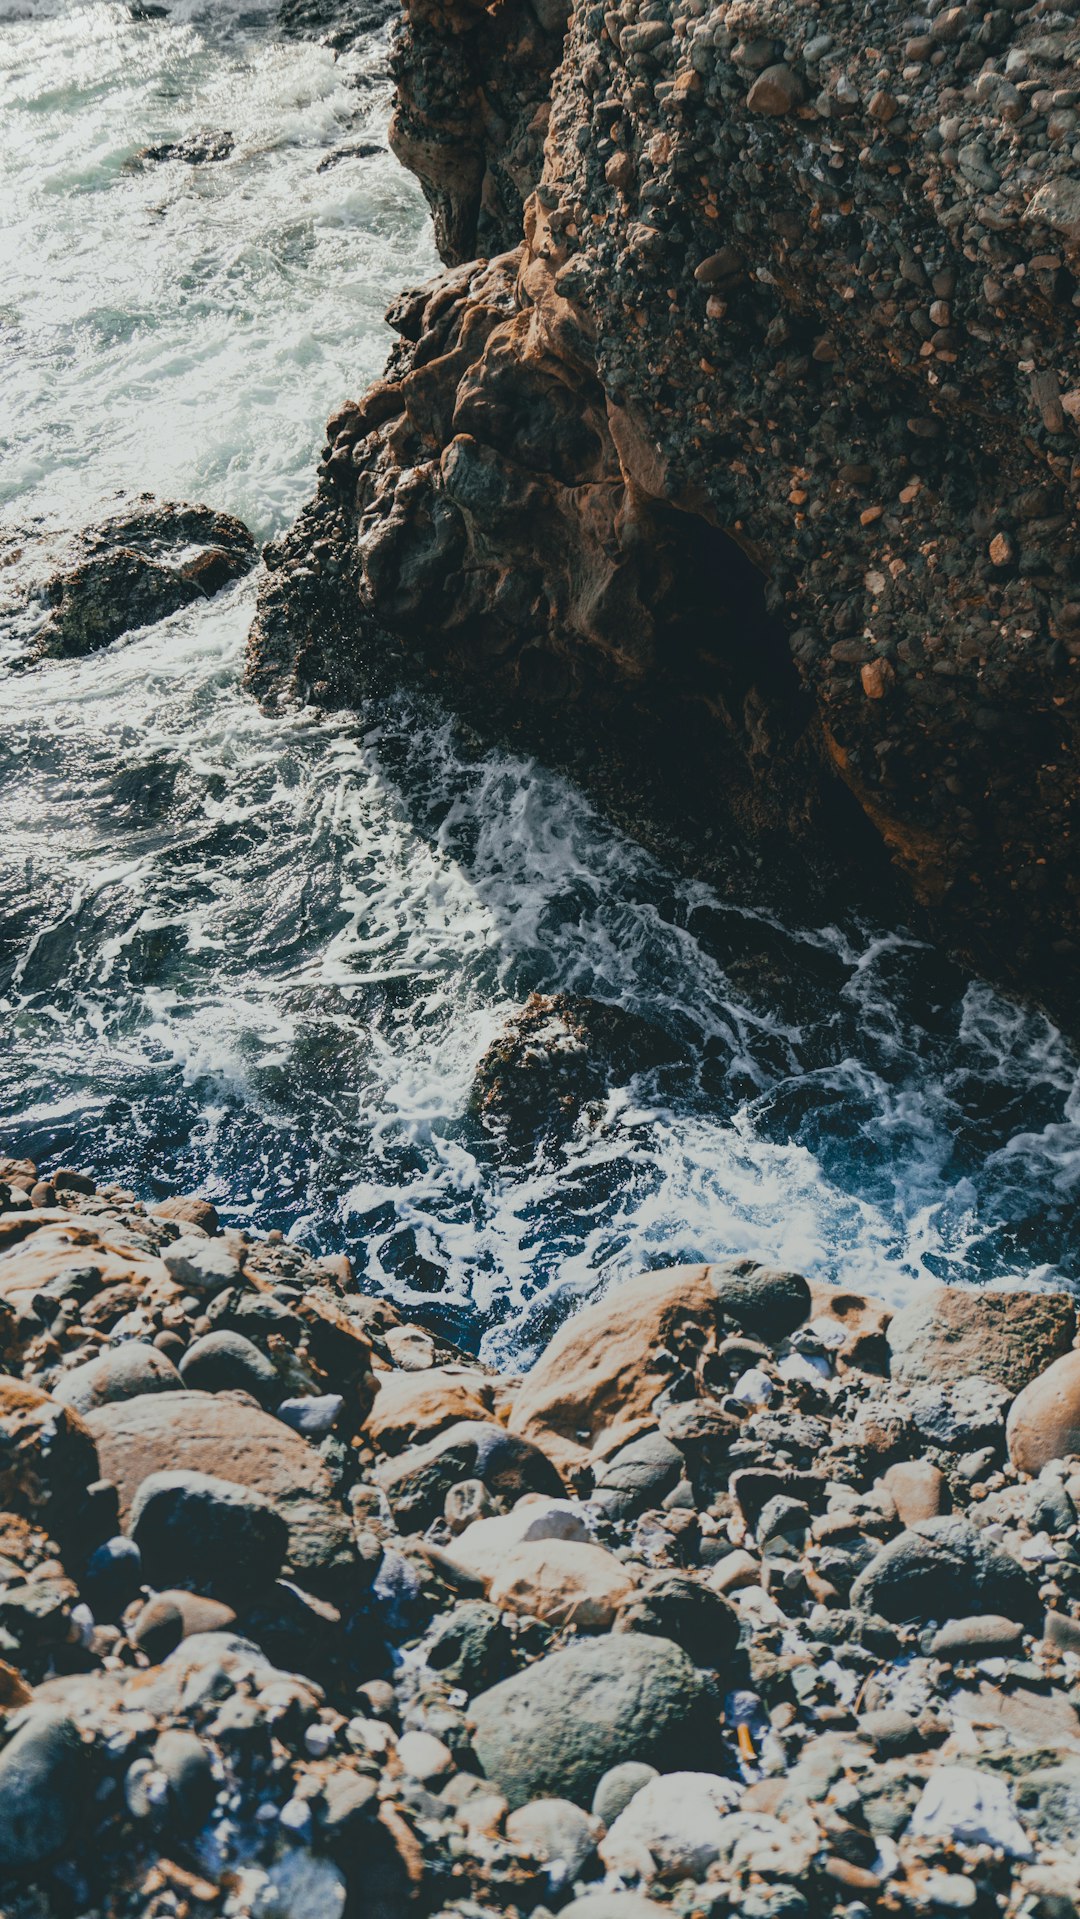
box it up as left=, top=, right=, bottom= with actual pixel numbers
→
left=2, top=0, right=1078, bottom=1365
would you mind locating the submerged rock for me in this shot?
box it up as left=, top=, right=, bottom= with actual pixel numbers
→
left=468, top=992, right=681, bottom=1148
left=33, top=499, right=254, bottom=659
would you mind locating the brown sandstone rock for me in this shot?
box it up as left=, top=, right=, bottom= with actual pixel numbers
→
left=367, top=1365, right=496, bottom=1455
left=1007, top=1352, right=1080, bottom=1476
left=0, top=1212, right=173, bottom=1321
left=84, top=1389, right=356, bottom=1592
left=152, top=1194, right=220, bottom=1235
left=488, top=1539, right=638, bottom=1629
left=808, top=1282, right=892, bottom=1374
left=506, top=1262, right=808, bottom=1475
left=888, top=1286, right=1077, bottom=1395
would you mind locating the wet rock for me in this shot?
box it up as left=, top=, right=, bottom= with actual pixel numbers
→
left=179, top=1329, right=281, bottom=1405
left=851, top=1516, right=1039, bottom=1626
left=152, top=1195, right=220, bottom=1235
left=374, top=1420, right=564, bottom=1531
left=887, top=1287, right=1077, bottom=1394
left=0, top=1710, right=91, bottom=1872
left=52, top=1341, right=181, bottom=1413
left=33, top=501, right=254, bottom=659
left=129, top=1468, right=289, bottom=1601
left=469, top=1633, right=717, bottom=1809
left=469, top=993, right=680, bottom=1147
left=137, top=129, right=234, bottom=164
left=1008, top=1352, right=1080, bottom=1475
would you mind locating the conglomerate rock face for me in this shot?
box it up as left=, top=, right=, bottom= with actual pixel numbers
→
left=249, top=0, right=1080, bottom=1020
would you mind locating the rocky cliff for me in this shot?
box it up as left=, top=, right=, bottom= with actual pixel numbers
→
left=248, top=0, right=1080, bottom=1021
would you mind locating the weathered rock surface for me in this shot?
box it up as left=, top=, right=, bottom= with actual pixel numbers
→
left=888, top=1285, right=1077, bottom=1392
left=30, top=500, right=255, bottom=659
left=851, top=1514, right=1039, bottom=1624
left=250, top=0, right=1080, bottom=1027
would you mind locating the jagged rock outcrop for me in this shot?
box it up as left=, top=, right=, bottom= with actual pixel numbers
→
left=250, top=0, right=1080, bottom=1023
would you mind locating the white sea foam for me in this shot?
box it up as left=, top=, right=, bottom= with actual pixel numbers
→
left=1, top=0, right=1078, bottom=1362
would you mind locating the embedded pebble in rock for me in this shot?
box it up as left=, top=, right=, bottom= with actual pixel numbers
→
left=1008, top=1351, right=1080, bottom=1475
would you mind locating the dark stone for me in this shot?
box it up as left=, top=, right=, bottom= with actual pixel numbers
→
left=0, top=1710, right=90, bottom=1872
left=129, top=1468, right=289, bottom=1602
left=851, top=1517, right=1039, bottom=1626
left=178, top=1330, right=280, bottom=1406
left=425, top=1600, right=515, bottom=1692
left=612, top=1571, right=740, bottom=1669
left=469, top=1632, right=718, bottom=1810
left=468, top=993, right=682, bottom=1149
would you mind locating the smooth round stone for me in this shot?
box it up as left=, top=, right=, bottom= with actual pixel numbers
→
left=506, top=1797, right=598, bottom=1879
left=52, top=1343, right=181, bottom=1414
left=276, top=1394, right=343, bottom=1436
left=152, top=1730, right=217, bottom=1833
left=179, top=1330, right=279, bottom=1406
left=592, top=1761, right=659, bottom=1826
left=82, top=1535, right=143, bottom=1620
left=879, top=1460, right=948, bottom=1527
left=161, top=1235, right=241, bottom=1294
left=396, top=1730, right=454, bottom=1784
left=929, top=1614, right=1026, bottom=1660
left=0, top=1710, right=88, bottom=1872
left=1008, top=1352, right=1080, bottom=1476
left=130, top=1595, right=185, bottom=1662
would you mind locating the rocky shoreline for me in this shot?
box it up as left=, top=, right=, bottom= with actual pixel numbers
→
left=5, top=1153, right=1080, bottom=1916
left=248, top=0, right=1080, bottom=1030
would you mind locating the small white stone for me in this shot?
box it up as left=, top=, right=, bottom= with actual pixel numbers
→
left=731, top=1367, right=774, bottom=1406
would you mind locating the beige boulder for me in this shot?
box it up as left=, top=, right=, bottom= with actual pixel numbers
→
left=807, top=1281, right=892, bottom=1372
left=85, top=1389, right=355, bottom=1592
left=507, top=1263, right=802, bottom=1475
left=367, top=1365, right=496, bottom=1454
left=1007, top=1351, right=1080, bottom=1475
left=878, top=1460, right=948, bottom=1527
left=453, top=1498, right=593, bottom=1580
left=489, top=1539, right=638, bottom=1629
left=888, top=1284, right=1076, bottom=1394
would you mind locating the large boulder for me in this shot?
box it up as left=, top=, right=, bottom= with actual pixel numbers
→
left=468, top=993, right=681, bottom=1148
left=468, top=1633, right=718, bottom=1810
left=0, top=1212, right=172, bottom=1322
left=84, top=1390, right=355, bottom=1593
left=1008, top=1351, right=1080, bottom=1476
left=851, top=1516, right=1039, bottom=1626
left=31, top=500, right=255, bottom=659
left=888, top=1286, right=1077, bottom=1394
left=506, top=1261, right=809, bottom=1475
